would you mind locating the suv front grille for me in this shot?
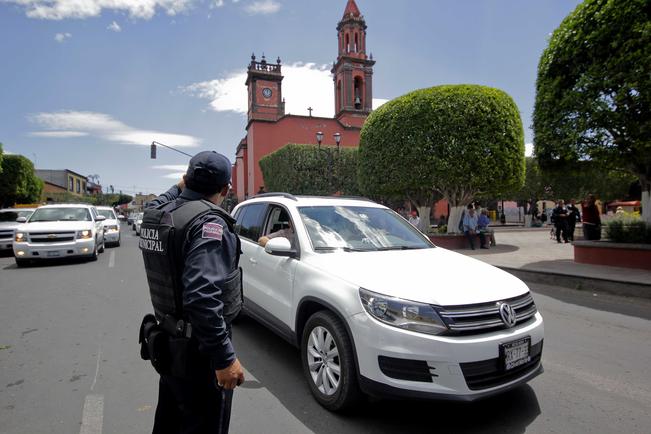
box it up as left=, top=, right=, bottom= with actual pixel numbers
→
left=460, top=340, right=543, bottom=390
left=0, top=230, right=13, bottom=239
left=28, top=232, right=76, bottom=243
left=436, top=292, right=537, bottom=335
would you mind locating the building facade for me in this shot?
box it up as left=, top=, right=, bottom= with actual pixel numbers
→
left=232, top=0, right=374, bottom=201
left=35, top=169, right=88, bottom=197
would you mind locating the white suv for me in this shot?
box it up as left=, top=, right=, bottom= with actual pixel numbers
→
left=13, top=204, right=107, bottom=266
left=233, top=194, right=544, bottom=410
left=96, top=206, right=121, bottom=246
left=0, top=208, right=36, bottom=251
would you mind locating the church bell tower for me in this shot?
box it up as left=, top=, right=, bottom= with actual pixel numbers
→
left=332, top=0, right=375, bottom=127
left=246, top=53, right=285, bottom=123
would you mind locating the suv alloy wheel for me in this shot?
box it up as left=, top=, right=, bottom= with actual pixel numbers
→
left=301, top=310, right=362, bottom=411
left=89, top=238, right=99, bottom=261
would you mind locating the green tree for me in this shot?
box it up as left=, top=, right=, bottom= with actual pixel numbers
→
left=0, top=154, right=44, bottom=207
left=260, top=144, right=360, bottom=196
left=533, top=0, right=651, bottom=222
left=359, top=84, right=525, bottom=232
left=0, top=142, right=4, bottom=176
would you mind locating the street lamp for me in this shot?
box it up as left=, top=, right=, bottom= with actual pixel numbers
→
left=333, top=132, right=341, bottom=151
left=316, top=131, right=324, bottom=149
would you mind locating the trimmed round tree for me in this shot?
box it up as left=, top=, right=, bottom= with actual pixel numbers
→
left=534, top=0, right=651, bottom=223
left=359, top=84, right=525, bottom=233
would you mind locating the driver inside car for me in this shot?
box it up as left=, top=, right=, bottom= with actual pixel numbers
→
left=258, top=212, right=296, bottom=248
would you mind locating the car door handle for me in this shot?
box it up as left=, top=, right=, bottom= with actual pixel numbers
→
left=249, top=258, right=257, bottom=264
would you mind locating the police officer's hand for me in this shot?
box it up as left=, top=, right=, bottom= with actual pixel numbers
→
left=216, top=358, right=245, bottom=390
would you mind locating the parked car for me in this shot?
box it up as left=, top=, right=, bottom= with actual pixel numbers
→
left=96, top=206, right=121, bottom=246
left=232, top=194, right=544, bottom=411
left=13, top=204, right=106, bottom=266
left=0, top=208, right=36, bottom=251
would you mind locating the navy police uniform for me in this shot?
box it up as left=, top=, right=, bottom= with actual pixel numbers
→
left=139, top=151, right=242, bottom=434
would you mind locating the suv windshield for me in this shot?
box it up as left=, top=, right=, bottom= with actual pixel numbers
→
left=29, top=207, right=92, bottom=222
left=298, top=205, right=433, bottom=252
left=98, top=209, right=116, bottom=219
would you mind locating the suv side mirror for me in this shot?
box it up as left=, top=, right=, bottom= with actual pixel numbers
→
left=96, top=215, right=106, bottom=222
left=264, top=237, right=297, bottom=258
left=16, top=216, right=27, bottom=223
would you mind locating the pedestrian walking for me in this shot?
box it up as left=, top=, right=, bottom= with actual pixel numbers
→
left=566, top=199, right=581, bottom=241
left=551, top=200, right=570, bottom=243
left=138, top=151, right=245, bottom=434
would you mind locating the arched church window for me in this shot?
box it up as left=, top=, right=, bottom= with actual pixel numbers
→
left=337, top=80, right=342, bottom=110
left=354, top=33, right=358, bottom=52
left=345, top=34, right=350, bottom=53
left=354, top=77, right=363, bottom=109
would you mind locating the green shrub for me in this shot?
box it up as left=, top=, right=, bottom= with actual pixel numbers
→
left=259, top=144, right=360, bottom=196
left=605, top=216, right=650, bottom=244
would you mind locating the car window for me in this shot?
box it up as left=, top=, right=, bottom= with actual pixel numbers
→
left=237, top=203, right=267, bottom=241
left=29, top=207, right=92, bottom=222
left=298, top=205, right=433, bottom=252
left=0, top=211, right=19, bottom=222
left=98, top=209, right=116, bottom=219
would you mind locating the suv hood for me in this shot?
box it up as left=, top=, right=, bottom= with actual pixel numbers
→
left=0, top=222, right=21, bottom=230
left=20, top=221, right=94, bottom=232
left=306, top=248, right=529, bottom=306
left=101, top=219, right=119, bottom=226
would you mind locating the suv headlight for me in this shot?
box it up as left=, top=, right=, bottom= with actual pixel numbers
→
left=15, top=232, right=26, bottom=242
left=77, top=230, right=93, bottom=239
left=359, top=288, right=448, bottom=335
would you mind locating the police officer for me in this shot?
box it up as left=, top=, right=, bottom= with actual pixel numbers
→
left=140, top=151, right=244, bottom=434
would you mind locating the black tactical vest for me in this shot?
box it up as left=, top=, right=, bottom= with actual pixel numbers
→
left=139, top=200, right=242, bottom=325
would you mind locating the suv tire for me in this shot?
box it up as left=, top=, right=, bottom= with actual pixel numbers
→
left=301, top=310, right=362, bottom=411
left=89, top=240, right=99, bottom=261
left=98, top=237, right=105, bottom=253
left=15, top=258, right=29, bottom=267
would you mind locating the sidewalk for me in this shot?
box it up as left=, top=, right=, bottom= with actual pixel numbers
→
left=451, top=230, right=651, bottom=299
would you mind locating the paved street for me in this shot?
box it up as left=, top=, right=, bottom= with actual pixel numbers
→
left=1, top=226, right=651, bottom=434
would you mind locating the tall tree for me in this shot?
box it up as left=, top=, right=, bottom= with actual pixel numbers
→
left=0, top=142, right=4, bottom=176
left=533, top=0, right=651, bottom=222
left=359, top=85, right=525, bottom=233
left=0, top=154, right=44, bottom=207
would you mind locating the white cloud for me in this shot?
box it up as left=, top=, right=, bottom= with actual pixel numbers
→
left=29, top=110, right=201, bottom=147
left=107, top=20, right=121, bottom=32
left=153, top=164, right=187, bottom=179
left=525, top=142, right=533, bottom=157
left=7, top=0, right=194, bottom=20
left=54, top=32, right=71, bottom=42
left=244, top=0, right=280, bottom=15
left=182, top=62, right=390, bottom=118
left=212, top=0, right=224, bottom=7
left=29, top=131, right=88, bottom=138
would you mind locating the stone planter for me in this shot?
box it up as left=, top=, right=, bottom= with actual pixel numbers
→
left=429, top=233, right=481, bottom=250
left=574, top=240, right=651, bottom=270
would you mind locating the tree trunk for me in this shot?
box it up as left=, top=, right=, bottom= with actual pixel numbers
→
left=447, top=206, right=465, bottom=234
left=417, top=206, right=431, bottom=233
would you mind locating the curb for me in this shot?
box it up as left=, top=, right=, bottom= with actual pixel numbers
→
left=497, top=266, right=651, bottom=299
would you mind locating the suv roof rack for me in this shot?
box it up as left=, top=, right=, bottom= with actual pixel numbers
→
left=253, top=192, right=298, bottom=201
left=295, top=195, right=375, bottom=202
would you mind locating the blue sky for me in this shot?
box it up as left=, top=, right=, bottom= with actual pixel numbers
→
left=0, top=0, right=581, bottom=196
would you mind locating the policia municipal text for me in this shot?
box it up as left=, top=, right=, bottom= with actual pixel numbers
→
left=138, top=151, right=245, bottom=433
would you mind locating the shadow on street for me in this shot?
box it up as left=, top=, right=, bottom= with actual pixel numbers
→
left=234, top=315, right=541, bottom=434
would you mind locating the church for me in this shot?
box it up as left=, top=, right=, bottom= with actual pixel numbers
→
left=232, top=0, right=375, bottom=201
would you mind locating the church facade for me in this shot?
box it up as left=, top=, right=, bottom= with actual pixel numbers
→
left=232, top=0, right=375, bottom=201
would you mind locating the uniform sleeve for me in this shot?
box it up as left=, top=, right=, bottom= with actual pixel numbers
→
left=146, top=185, right=181, bottom=209
left=181, top=214, right=237, bottom=370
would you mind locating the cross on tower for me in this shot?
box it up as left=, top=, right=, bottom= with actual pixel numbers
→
left=307, top=107, right=313, bottom=117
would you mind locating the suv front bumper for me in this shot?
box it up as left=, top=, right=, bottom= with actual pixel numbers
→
left=349, top=311, right=544, bottom=401
left=13, top=238, right=97, bottom=259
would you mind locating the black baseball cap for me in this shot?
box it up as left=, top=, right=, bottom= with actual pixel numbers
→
left=185, top=151, right=231, bottom=194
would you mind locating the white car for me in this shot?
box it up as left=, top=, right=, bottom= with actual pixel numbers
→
left=134, top=212, right=144, bottom=235
left=232, top=194, right=543, bottom=410
left=96, top=206, right=121, bottom=246
left=13, top=204, right=106, bottom=266
left=0, top=208, right=36, bottom=251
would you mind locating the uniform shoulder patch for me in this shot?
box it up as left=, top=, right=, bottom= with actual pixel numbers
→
left=202, top=222, right=223, bottom=240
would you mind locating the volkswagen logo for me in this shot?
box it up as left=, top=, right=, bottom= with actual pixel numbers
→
left=498, top=302, right=517, bottom=328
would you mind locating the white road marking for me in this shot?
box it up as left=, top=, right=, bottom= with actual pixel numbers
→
left=79, top=394, right=104, bottom=434
left=91, top=343, right=102, bottom=391
left=108, top=251, right=115, bottom=268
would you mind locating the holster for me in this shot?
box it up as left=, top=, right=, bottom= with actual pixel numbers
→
left=139, top=314, right=206, bottom=379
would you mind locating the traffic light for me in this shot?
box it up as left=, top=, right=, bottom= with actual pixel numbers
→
left=150, top=143, right=157, bottom=159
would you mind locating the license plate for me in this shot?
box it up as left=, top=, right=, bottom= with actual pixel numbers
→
left=500, top=337, right=531, bottom=371
left=47, top=251, right=60, bottom=257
